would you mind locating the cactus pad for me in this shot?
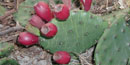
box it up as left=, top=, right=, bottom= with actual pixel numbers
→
left=0, top=58, right=19, bottom=65
left=0, top=42, right=14, bottom=58
left=102, top=9, right=130, bottom=24
left=40, top=11, right=108, bottom=53
left=95, top=16, right=130, bottom=65
left=14, top=0, right=48, bottom=26
left=25, top=23, right=40, bottom=36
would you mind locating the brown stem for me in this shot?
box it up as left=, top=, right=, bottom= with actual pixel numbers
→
left=0, top=34, right=19, bottom=43
left=0, top=2, right=14, bottom=6
left=0, top=25, right=24, bottom=36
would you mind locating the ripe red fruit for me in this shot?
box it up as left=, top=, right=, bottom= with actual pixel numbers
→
left=34, top=1, right=53, bottom=22
left=18, top=32, right=39, bottom=46
left=80, top=0, right=92, bottom=11
left=53, top=51, right=71, bottom=64
left=41, top=23, right=57, bottom=38
left=29, top=15, right=45, bottom=29
left=54, top=4, right=70, bottom=20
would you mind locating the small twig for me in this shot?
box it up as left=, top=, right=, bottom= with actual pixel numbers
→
left=14, top=0, right=20, bottom=11
left=0, top=26, right=23, bottom=36
left=106, top=0, right=108, bottom=8
left=0, top=2, right=14, bottom=6
left=16, top=0, right=19, bottom=10
left=2, top=14, right=13, bottom=25
left=79, top=55, right=92, bottom=65
left=1, top=26, right=10, bottom=30
left=0, top=34, right=19, bottom=43
left=0, top=22, right=24, bottom=36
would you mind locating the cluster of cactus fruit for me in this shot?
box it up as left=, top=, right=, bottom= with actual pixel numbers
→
left=17, top=1, right=71, bottom=64
left=15, top=0, right=96, bottom=64
left=18, top=1, right=70, bottom=46
left=14, top=0, right=106, bottom=64
left=0, top=0, right=128, bottom=65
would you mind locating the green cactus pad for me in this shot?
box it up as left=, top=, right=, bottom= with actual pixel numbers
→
left=14, top=0, right=48, bottom=26
left=25, top=23, right=40, bottom=36
left=0, top=42, right=14, bottom=58
left=95, top=16, right=130, bottom=65
left=0, top=58, right=19, bottom=65
left=40, top=11, right=108, bottom=53
left=102, top=9, right=130, bottom=24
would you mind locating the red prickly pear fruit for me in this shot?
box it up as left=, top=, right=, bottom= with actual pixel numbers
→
left=54, top=4, right=70, bottom=20
left=40, top=23, right=57, bottom=38
left=80, top=0, right=92, bottom=11
left=84, top=0, right=92, bottom=11
left=29, top=15, right=45, bottom=29
left=53, top=51, right=71, bottom=64
left=18, top=32, right=39, bottom=46
left=34, top=1, right=53, bottom=22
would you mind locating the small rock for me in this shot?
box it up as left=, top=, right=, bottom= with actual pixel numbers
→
left=8, top=46, right=52, bottom=65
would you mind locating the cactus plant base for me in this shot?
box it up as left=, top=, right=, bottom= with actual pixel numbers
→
left=0, top=58, right=19, bottom=65
left=95, top=16, right=130, bottom=65
left=0, top=42, right=14, bottom=58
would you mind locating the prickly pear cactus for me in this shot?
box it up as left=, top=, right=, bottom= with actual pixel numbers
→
left=14, top=0, right=108, bottom=53
left=0, top=58, right=19, bottom=65
left=94, top=16, right=130, bottom=65
left=0, top=42, right=14, bottom=58
left=14, top=0, right=48, bottom=26
left=40, top=11, right=108, bottom=53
